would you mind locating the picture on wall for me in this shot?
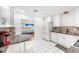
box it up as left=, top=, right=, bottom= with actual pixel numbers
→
left=21, top=19, right=34, bottom=34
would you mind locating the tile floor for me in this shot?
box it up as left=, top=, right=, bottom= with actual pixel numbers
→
left=6, top=38, right=65, bottom=53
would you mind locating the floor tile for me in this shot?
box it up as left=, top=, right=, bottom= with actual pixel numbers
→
left=6, top=38, right=65, bottom=53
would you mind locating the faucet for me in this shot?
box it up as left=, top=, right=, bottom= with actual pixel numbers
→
left=67, top=28, right=68, bottom=33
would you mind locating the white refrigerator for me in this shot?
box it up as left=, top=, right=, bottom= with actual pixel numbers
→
left=42, top=17, right=53, bottom=41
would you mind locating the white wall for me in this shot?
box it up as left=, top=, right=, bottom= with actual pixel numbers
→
left=0, top=6, right=11, bottom=25
left=14, top=13, right=22, bottom=35
left=14, top=14, right=21, bottom=35
left=34, top=17, right=43, bottom=39
left=14, top=11, right=34, bottom=35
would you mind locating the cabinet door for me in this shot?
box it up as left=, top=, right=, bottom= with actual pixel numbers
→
left=53, top=14, right=60, bottom=27
left=64, top=35, right=78, bottom=48
left=51, top=32, right=58, bottom=43
left=74, top=8, right=79, bottom=27
left=61, top=11, right=74, bottom=26
left=58, top=34, right=65, bottom=46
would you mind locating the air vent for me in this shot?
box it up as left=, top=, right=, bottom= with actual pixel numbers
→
left=63, top=11, right=69, bottom=14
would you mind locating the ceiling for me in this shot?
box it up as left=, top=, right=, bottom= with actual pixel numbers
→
left=14, top=6, right=79, bottom=17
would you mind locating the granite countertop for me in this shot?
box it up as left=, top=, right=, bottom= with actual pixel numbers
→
left=12, top=34, right=33, bottom=44
left=51, top=30, right=79, bottom=36
left=51, top=26, right=79, bottom=36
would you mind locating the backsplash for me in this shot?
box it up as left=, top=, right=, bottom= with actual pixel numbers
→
left=52, top=26, right=79, bottom=35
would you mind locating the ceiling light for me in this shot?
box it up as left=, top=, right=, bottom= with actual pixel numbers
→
left=64, top=11, right=69, bottom=14
left=21, top=10, right=25, bottom=13
left=33, top=10, right=38, bottom=12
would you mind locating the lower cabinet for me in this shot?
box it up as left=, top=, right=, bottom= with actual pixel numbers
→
left=64, top=35, right=78, bottom=48
left=51, top=32, right=79, bottom=48
left=58, top=33, right=65, bottom=46
left=51, top=32, right=58, bottom=43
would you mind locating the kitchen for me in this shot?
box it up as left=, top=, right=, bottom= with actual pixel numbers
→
left=0, top=6, right=79, bottom=53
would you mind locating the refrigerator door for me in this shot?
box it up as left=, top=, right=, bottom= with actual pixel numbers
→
left=42, top=22, right=52, bottom=41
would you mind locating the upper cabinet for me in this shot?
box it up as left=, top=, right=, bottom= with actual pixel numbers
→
left=74, top=8, right=79, bottom=27
left=61, top=11, right=75, bottom=26
left=53, top=14, right=61, bottom=27
left=51, top=8, right=79, bottom=27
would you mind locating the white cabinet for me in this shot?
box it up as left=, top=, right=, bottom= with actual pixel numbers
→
left=58, top=33, right=78, bottom=48
left=64, top=35, right=78, bottom=48
left=53, top=14, right=60, bottom=27
left=74, top=8, right=79, bottom=27
left=61, top=11, right=75, bottom=26
left=58, top=33, right=65, bottom=46
left=60, top=8, right=79, bottom=26
left=51, top=32, right=79, bottom=48
left=51, top=32, right=58, bottom=43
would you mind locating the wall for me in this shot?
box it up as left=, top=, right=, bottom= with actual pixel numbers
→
left=34, top=17, right=43, bottom=39
left=0, top=6, right=11, bottom=26
left=14, top=13, right=22, bottom=35
left=14, top=11, right=34, bottom=35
